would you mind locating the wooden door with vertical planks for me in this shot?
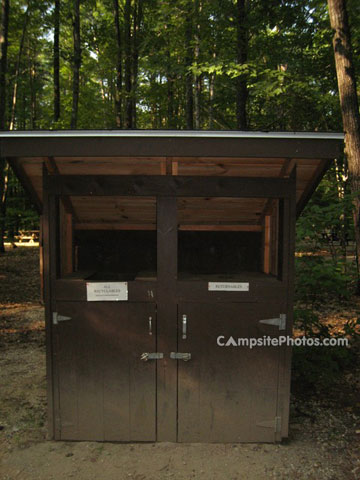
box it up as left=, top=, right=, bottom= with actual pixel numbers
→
left=54, top=302, right=156, bottom=441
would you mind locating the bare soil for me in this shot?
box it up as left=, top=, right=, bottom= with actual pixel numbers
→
left=0, top=248, right=359, bottom=480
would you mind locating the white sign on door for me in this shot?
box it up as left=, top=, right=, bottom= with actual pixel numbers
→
left=86, top=282, right=128, bottom=301
left=208, top=282, right=249, bottom=292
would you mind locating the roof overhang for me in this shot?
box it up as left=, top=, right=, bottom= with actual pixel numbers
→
left=0, top=130, right=344, bottom=221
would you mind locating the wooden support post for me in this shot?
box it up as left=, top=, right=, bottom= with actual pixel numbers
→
left=270, top=201, right=279, bottom=276
left=263, top=215, right=271, bottom=274
left=276, top=165, right=296, bottom=441
left=161, top=157, right=178, bottom=176
left=156, top=196, right=177, bottom=441
left=60, top=199, right=73, bottom=276
left=42, top=165, right=58, bottom=439
left=39, top=215, right=44, bottom=304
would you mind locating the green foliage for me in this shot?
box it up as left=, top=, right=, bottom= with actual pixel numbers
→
left=292, top=342, right=355, bottom=391
left=3, top=170, right=39, bottom=238
left=295, top=256, right=354, bottom=305
left=292, top=308, right=360, bottom=391
left=0, top=0, right=351, bottom=130
left=293, top=157, right=359, bottom=393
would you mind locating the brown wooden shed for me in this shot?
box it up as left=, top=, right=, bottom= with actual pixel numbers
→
left=0, top=130, right=343, bottom=443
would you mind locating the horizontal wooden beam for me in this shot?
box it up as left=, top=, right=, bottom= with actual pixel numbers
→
left=45, top=175, right=294, bottom=198
left=75, top=223, right=155, bottom=230
left=0, top=136, right=343, bottom=159
left=74, top=223, right=262, bottom=232
left=179, top=224, right=262, bottom=232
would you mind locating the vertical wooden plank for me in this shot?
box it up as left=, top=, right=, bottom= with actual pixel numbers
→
left=59, top=199, right=73, bottom=276
left=166, top=158, right=172, bottom=175
left=128, top=303, right=157, bottom=441
left=55, top=302, right=79, bottom=440
left=65, top=213, right=73, bottom=273
left=75, top=304, right=104, bottom=441
left=156, top=196, right=178, bottom=441
left=263, top=215, right=271, bottom=274
left=49, top=192, right=62, bottom=439
left=42, top=166, right=59, bottom=439
left=160, top=159, right=167, bottom=175
left=39, top=215, right=44, bottom=304
left=276, top=166, right=296, bottom=441
left=270, top=201, right=279, bottom=276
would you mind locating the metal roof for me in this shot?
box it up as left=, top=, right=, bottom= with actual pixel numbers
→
left=0, top=130, right=345, bottom=140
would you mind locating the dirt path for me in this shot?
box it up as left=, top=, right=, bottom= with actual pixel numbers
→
left=0, top=249, right=359, bottom=479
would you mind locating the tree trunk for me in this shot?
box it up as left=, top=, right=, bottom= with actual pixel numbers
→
left=9, top=4, right=30, bottom=131
left=113, top=0, right=123, bottom=128
left=132, top=0, right=143, bottom=129
left=124, top=0, right=133, bottom=129
left=209, top=50, right=216, bottom=129
left=0, top=0, right=10, bottom=130
left=194, top=0, right=201, bottom=129
left=30, top=57, right=37, bottom=129
left=185, top=0, right=193, bottom=129
left=71, top=0, right=81, bottom=129
left=0, top=157, right=9, bottom=253
left=54, top=0, right=61, bottom=123
left=236, top=0, right=248, bottom=130
left=328, top=0, right=360, bottom=292
left=167, top=68, right=175, bottom=128
left=0, top=0, right=10, bottom=253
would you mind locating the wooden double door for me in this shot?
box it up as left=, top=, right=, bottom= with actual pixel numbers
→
left=51, top=194, right=293, bottom=442
left=54, top=297, right=287, bottom=443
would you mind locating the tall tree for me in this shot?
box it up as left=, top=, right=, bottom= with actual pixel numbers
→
left=71, top=0, right=81, bottom=129
left=113, top=0, right=123, bottom=128
left=54, top=0, right=61, bottom=123
left=0, top=0, right=10, bottom=130
left=185, top=0, right=193, bottom=129
left=124, top=0, right=132, bottom=128
left=328, top=0, right=360, bottom=289
left=0, top=0, right=10, bottom=254
left=9, top=3, right=31, bottom=131
left=132, top=0, right=143, bottom=129
left=193, top=0, right=201, bottom=129
left=236, top=0, right=248, bottom=130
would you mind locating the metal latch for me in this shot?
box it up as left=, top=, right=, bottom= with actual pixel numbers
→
left=259, top=313, right=286, bottom=331
left=52, top=312, right=72, bottom=325
left=170, top=352, right=191, bottom=361
left=182, top=314, right=187, bottom=339
left=140, top=352, right=164, bottom=361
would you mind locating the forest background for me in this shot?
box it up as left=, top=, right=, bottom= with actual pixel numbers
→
left=0, top=0, right=360, bottom=384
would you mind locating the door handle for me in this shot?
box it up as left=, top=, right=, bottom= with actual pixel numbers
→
left=170, top=352, right=191, bottom=361
left=149, top=316, right=153, bottom=335
left=182, top=314, right=187, bottom=339
left=140, top=352, right=164, bottom=361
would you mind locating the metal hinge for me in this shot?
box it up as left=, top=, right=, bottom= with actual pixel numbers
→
left=256, top=416, right=282, bottom=433
left=140, top=352, right=164, bottom=361
left=259, top=313, right=286, bottom=331
left=170, top=352, right=191, bottom=361
left=52, top=312, right=72, bottom=325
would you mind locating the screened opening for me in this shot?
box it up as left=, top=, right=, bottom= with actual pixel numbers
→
left=178, top=231, right=262, bottom=276
left=177, top=197, right=281, bottom=279
left=58, top=196, right=157, bottom=281
left=74, top=230, right=157, bottom=281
